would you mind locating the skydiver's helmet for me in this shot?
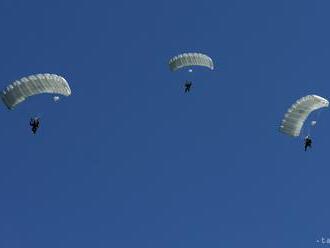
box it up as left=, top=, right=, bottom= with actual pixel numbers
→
left=33, top=117, right=40, bottom=124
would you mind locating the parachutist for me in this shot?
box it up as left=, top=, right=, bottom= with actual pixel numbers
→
left=184, top=81, right=192, bottom=93
left=169, top=53, right=213, bottom=92
left=30, top=117, right=40, bottom=134
left=279, top=95, right=328, bottom=137
left=304, top=135, right=312, bottom=151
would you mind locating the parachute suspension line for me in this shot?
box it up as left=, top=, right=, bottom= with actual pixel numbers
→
left=300, top=125, right=306, bottom=140
left=29, top=111, right=43, bottom=122
left=306, top=112, right=316, bottom=136
left=315, top=108, right=323, bottom=123
left=299, top=109, right=323, bottom=138
left=188, top=68, right=195, bottom=83
left=185, top=68, right=194, bottom=86
left=307, top=123, right=311, bottom=136
left=305, top=109, right=323, bottom=137
left=310, top=109, right=323, bottom=135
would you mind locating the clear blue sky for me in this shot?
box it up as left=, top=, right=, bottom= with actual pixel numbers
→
left=0, top=0, right=329, bottom=247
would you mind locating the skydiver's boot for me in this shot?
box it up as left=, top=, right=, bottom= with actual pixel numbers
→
left=32, top=126, right=37, bottom=134
left=304, top=143, right=311, bottom=151
left=185, top=84, right=191, bottom=93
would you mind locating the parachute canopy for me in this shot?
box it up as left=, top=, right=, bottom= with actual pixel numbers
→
left=169, top=53, right=214, bottom=72
left=1, top=73, right=71, bottom=109
left=279, top=95, right=329, bottom=137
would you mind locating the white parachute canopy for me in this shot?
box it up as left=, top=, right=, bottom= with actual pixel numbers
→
left=169, top=53, right=214, bottom=72
left=279, top=95, right=329, bottom=137
left=1, top=73, right=71, bottom=109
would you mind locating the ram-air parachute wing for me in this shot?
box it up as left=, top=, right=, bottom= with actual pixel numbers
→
left=1, top=73, right=71, bottom=109
left=169, top=53, right=214, bottom=71
left=279, top=95, right=329, bottom=137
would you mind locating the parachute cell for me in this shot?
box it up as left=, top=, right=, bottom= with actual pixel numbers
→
left=169, top=53, right=214, bottom=71
left=279, top=95, right=329, bottom=137
left=1, top=73, right=71, bottom=109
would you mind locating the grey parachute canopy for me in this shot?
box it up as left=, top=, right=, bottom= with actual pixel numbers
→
left=1, top=73, right=71, bottom=109
left=279, top=95, right=329, bottom=137
left=169, top=53, right=214, bottom=72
